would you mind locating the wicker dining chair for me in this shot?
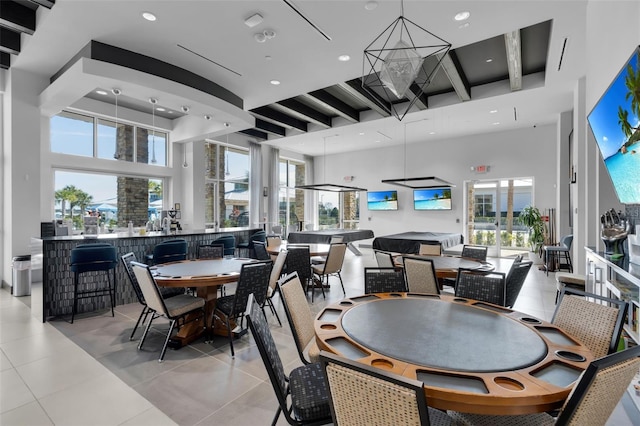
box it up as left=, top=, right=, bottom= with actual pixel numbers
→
left=448, top=344, right=640, bottom=426
left=552, top=287, right=628, bottom=358
left=320, top=351, right=456, bottom=426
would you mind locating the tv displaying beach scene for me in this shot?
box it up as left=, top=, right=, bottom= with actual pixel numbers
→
left=367, top=190, right=398, bottom=211
left=414, top=187, right=452, bottom=210
left=588, top=46, right=640, bottom=204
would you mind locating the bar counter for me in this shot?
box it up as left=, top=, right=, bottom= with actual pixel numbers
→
left=39, top=228, right=260, bottom=322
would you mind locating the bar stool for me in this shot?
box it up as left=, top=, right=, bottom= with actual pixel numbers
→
left=70, top=243, right=118, bottom=323
left=555, top=272, right=586, bottom=303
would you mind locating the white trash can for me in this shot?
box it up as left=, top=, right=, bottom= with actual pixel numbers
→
left=12, top=255, right=31, bottom=296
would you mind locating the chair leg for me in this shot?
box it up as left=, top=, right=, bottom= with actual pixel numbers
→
left=226, top=315, right=235, bottom=358
left=338, top=272, right=346, bottom=295
left=138, top=311, right=157, bottom=350
left=71, top=272, right=79, bottom=324
left=319, top=275, right=326, bottom=300
left=130, top=306, right=149, bottom=340
left=159, top=319, right=176, bottom=362
left=271, top=406, right=282, bottom=426
left=266, top=298, right=282, bottom=326
left=109, top=270, right=115, bottom=317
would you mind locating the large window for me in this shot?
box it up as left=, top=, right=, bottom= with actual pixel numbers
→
left=316, top=191, right=361, bottom=230
left=279, top=158, right=305, bottom=233
left=51, top=111, right=167, bottom=166
left=204, top=143, right=250, bottom=228
left=54, top=171, right=163, bottom=231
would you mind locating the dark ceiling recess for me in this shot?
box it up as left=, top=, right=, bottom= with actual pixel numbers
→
left=245, top=19, right=551, bottom=143
left=0, top=0, right=55, bottom=70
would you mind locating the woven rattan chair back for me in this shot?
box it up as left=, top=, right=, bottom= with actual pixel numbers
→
left=552, top=288, right=628, bottom=358
left=374, top=250, right=395, bottom=268
left=320, top=351, right=432, bottom=426
left=364, top=267, right=407, bottom=294
left=418, top=243, right=441, bottom=256
left=454, top=269, right=506, bottom=306
left=403, top=256, right=440, bottom=294
left=556, top=345, right=640, bottom=425
left=279, top=272, right=319, bottom=364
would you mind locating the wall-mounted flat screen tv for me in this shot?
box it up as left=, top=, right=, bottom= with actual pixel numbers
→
left=367, top=190, right=398, bottom=211
left=588, top=46, right=640, bottom=204
left=414, top=187, right=452, bottom=210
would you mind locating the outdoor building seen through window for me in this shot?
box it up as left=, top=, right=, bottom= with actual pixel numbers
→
left=204, top=142, right=250, bottom=228
left=279, top=159, right=305, bottom=233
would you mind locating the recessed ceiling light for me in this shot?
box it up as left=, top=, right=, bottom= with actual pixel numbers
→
left=459, top=22, right=470, bottom=29
left=270, top=80, right=281, bottom=85
left=142, top=12, right=156, bottom=21
left=454, top=11, right=470, bottom=21
left=338, top=55, right=350, bottom=62
left=490, top=109, right=498, bottom=114
left=486, top=58, right=493, bottom=63
left=375, top=140, right=381, bottom=143
left=265, top=55, right=272, bottom=61
left=492, top=122, right=500, bottom=125
left=429, top=131, right=436, bottom=135
left=364, top=1, right=378, bottom=11
left=95, top=90, right=108, bottom=95
left=156, top=107, right=165, bottom=112
left=359, top=132, right=365, bottom=136
left=168, top=111, right=174, bottom=114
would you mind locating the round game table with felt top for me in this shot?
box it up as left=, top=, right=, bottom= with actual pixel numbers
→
left=314, top=292, right=594, bottom=415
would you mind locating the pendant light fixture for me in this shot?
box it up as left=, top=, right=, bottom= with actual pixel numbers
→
left=296, top=134, right=367, bottom=192
left=382, top=119, right=455, bottom=188
left=149, top=97, right=158, bottom=164
left=225, top=133, right=230, bottom=176
left=112, top=88, right=121, bottom=159
left=362, top=0, right=451, bottom=121
left=182, top=144, right=188, bottom=168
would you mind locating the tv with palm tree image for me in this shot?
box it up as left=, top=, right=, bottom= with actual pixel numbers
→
left=588, top=46, right=640, bottom=204
left=414, top=187, right=452, bottom=210
left=367, top=190, right=398, bottom=211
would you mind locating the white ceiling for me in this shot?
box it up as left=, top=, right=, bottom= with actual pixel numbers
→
left=12, top=0, right=587, bottom=156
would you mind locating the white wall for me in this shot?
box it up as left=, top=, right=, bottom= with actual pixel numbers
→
left=316, top=124, right=557, bottom=239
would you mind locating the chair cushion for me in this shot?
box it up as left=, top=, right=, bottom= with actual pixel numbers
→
left=311, top=263, right=325, bottom=274
left=164, top=294, right=205, bottom=317
left=289, top=363, right=331, bottom=422
left=556, top=273, right=586, bottom=286
left=215, top=295, right=235, bottom=315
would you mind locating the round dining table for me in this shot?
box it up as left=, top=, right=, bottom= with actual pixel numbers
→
left=395, top=254, right=494, bottom=279
left=315, top=292, right=593, bottom=415
left=153, top=258, right=256, bottom=346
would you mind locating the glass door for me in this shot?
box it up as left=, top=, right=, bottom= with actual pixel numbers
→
left=466, top=178, right=533, bottom=258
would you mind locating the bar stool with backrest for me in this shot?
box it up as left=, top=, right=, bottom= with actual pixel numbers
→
left=543, top=234, right=574, bottom=276
left=237, top=230, right=266, bottom=258
left=213, top=235, right=236, bottom=257
left=70, top=243, right=118, bottom=323
left=151, top=238, right=188, bottom=265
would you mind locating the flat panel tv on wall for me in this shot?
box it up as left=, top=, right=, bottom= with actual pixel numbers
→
left=414, top=187, right=452, bottom=210
left=588, top=46, right=640, bottom=204
left=367, top=190, right=398, bottom=211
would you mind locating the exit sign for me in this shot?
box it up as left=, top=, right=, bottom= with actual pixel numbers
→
left=475, top=165, right=489, bottom=173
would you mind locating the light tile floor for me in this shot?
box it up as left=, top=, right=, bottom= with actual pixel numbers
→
left=0, top=248, right=635, bottom=425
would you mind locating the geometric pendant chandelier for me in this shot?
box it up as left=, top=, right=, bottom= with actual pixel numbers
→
left=362, top=2, right=451, bottom=121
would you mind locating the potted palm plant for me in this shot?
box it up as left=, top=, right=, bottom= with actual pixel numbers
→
left=519, top=205, right=546, bottom=263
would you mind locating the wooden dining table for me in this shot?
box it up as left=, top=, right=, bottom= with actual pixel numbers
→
left=266, top=242, right=330, bottom=257
left=315, top=292, right=593, bottom=415
left=394, top=254, right=494, bottom=279
left=153, top=257, right=256, bottom=346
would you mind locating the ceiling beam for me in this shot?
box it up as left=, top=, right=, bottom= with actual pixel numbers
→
left=273, top=98, right=331, bottom=128
left=504, top=30, right=522, bottom=91
left=337, top=80, right=391, bottom=118
left=0, top=1, right=36, bottom=35
left=407, top=83, right=428, bottom=110
left=255, top=118, right=286, bottom=137
left=436, top=51, right=471, bottom=101
left=26, top=0, right=56, bottom=9
left=0, top=52, right=10, bottom=70
left=304, top=90, right=359, bottom=123
left=240, top=128, right=268, bottom=140
left=0, top=28, right=20, bottom=55
left=250, top=106, right=308, bottom=132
